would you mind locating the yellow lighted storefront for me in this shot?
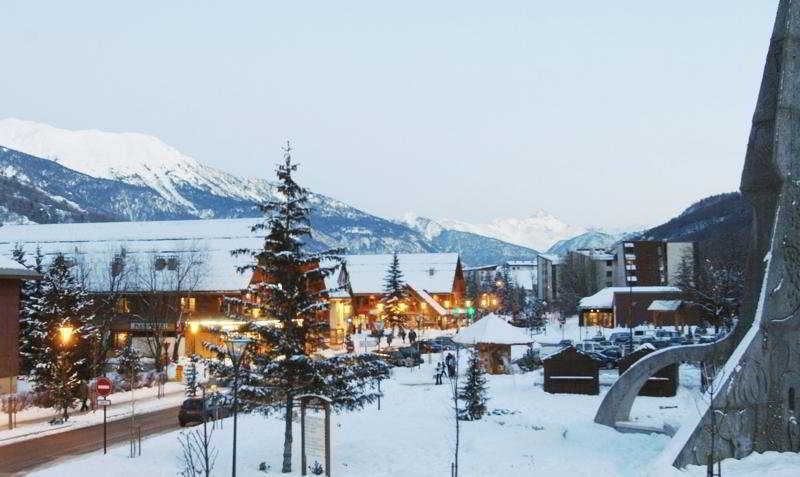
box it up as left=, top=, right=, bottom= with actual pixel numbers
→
left=582, top=309, right=614, bottom=328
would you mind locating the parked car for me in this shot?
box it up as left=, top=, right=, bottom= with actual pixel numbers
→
left=586, top=351, right=616, bottom=369
left=557, top=339, right=574, bottom=349
left=429, top=336, right=465, bottom=350
left=652, top=340, right=672, bottom=349
left=600, top=347, right=622, bottom=360
left=609, top=332, right=631, bottom=345
left=179, top=397, right=227, bottom=427
left=417, top=340, right=445, bottom=353
left=374, top=347, right=423, bottom=367
left=575, top=342, right=605, bottom=353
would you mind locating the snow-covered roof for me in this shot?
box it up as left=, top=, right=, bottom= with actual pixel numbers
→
left=537, top=253, right=563, bottom=264
left=647, top=300, right=682, bottom=312
left=453, top=313, right=533, bottom=345
left=0, top=255, right=41, bottom=279
left=0, top=219, right=266, bottom=292
left=341, top=253, right=460, bottom=295
left=407, top=283, right=448, bottom=316
left=578, top=286, right=682, bottom=310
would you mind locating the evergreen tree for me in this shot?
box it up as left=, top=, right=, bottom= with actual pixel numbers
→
left=382, top=251, right=407, bottom=330
left=13, top=244, right=46, bottom=376
left=458, top=349, right=489, bottom=421
left=185, top=355, right=199, bottom=397
left=116, top=340, right=143, bottom=390
left=211, top=143, right=390, bottom=474
left=30, top=254, right=98, bottom=420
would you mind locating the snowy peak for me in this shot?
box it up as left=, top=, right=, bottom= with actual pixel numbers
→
left=400, top=212, right=445, bottom=240
left=437, top=210, right=586, bottom=251
left=0, top=118, right=277, bottom=213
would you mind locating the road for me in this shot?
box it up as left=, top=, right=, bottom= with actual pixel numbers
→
left=0, top=406, right=181, bottom=476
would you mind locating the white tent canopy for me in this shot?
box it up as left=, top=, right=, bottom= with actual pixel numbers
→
left=453, top=313, right=534, bottom=345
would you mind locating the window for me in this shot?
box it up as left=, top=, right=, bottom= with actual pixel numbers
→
left=606, top=271, right=612, bottom=278
left=626, top=265, right=637, bottom=271
left=167, top=256, right=179, bottom=271
left=624, top=242, right=635, bottom=248
left=115, top=298, right=130, bottom=314
left=111, top=255, right=125, bottom=277
left=428, top=268, right=436, bottom=277
left=628, top=276, right=638, bottom=282
left=155, top=257, right=167, bottom=271
left=606, top=260, right=612, bottom=266
left=181, top=297, right=196, bottom=312
left=605, top=281, right=612, bottom=287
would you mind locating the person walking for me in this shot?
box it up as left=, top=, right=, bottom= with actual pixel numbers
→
left=78, top=380, right=89, bottom=412
left=445, top=352, right=456, bottom=378
left=399, top=327, right=407, bottom=344
left=409, top=329, right=417, bottom=345
left=434, top=362, right=444, bottom=385
left=387, top=333, right=394, bottom=347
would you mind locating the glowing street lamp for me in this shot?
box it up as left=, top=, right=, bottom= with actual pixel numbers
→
left=59, top=325, right=74, bottom=345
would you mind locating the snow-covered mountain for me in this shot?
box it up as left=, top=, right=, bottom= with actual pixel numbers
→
left=0, top=118, right=278, bottom=217
left=435, top=210, right=587, bottom=251
left=0, top=119, right=540, bottom=265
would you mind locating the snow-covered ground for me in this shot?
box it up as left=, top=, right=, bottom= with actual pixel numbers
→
left=26, top=351, right=782, bottom=477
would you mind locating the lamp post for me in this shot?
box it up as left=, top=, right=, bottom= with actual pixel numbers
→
left=225, top=337, right=250, bottom=477
left=58, top=325, right=74, bottom=421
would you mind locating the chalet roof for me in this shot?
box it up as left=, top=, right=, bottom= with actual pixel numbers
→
left=578, top=286, right=682, bottom=310
left=0, top=255, right=41, bottom=279
left=407, top=283, right=448, bottom=316
left=647, top=300, right=683, bottom=312
left=0, top=219, right=265, bottom=292
left=453, top=313, right=533, bottom=345
left=505, top=260, right=536, bottom=267
left=341, top=253, right=460, bottom=295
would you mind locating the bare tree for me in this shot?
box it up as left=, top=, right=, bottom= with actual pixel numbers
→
left=132, top=246, right=208, bottom=371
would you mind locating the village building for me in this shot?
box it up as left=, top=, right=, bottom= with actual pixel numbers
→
left=536, top=253, right=563, bottom=303
left=610, top=240, right=695, bottom=287
left=0, top=220, right=468, bottom=358
left=329, top=253, right=466, bottom=339
left=577, top=286, right=702, bottom=328
left=0, top=256, right=41, bottom=394
left=0, top=218, right=264, bottom=361
left=567, top=249, right=615, bottom=295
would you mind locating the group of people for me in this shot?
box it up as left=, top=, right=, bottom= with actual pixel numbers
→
left=434, top=352, right=457, bottom=385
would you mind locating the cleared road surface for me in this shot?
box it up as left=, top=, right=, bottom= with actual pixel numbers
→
left=0, top=406, right=181, bottom=476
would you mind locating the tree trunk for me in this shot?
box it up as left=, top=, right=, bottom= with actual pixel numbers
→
left=282, top=394, right=294, bottom=473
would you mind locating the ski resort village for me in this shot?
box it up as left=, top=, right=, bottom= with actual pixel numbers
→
left=1, top=2, right=800, bottom=476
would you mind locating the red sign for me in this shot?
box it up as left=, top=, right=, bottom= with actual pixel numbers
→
left=96, top=377, right=113, bottom=397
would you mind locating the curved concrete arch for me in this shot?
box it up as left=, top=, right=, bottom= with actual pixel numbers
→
left=593, top=332, right=736, bottom=427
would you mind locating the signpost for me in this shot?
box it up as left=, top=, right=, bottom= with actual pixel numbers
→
left=96, top=377, right=113, bottom=455
left=298, top=394, right=332, bottom=476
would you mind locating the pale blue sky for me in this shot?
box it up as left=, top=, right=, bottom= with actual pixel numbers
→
left=0, top=1, right=780, bottom=228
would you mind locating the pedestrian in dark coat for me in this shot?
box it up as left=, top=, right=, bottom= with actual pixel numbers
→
left=399, top=328, right=407, bottom=343
left=387, top=333, right=394, bottom=347
left=409, top=329, right=417, bottom=344
left=434, top=362, right=444, bottom=385
left=445, top=352, right=456, bottom=378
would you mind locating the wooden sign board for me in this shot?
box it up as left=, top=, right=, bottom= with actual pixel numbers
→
left=298, top=394, right=332, bottom=476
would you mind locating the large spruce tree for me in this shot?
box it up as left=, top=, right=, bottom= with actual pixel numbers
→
left=30, top=254, right=98, bottom=420
left=211, top=143, right=389, bottom=474
left=382, top=251, right=407, bottom=330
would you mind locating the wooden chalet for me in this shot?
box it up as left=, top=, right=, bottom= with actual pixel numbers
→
left=328, top=253, right=466, bottom=341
